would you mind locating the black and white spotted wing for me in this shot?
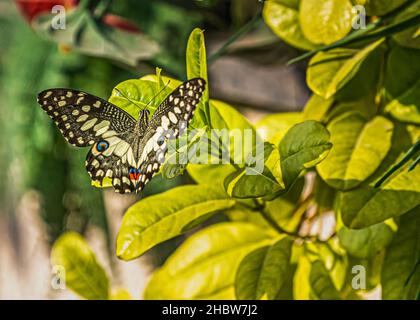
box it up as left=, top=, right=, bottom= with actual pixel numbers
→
left=37, top=89, right=136, bottom=146
left=37, top=78, right=206, bottom=194
left=149, top=78, right=206, bottom=137
left=134, top=78, right=206, bottom=191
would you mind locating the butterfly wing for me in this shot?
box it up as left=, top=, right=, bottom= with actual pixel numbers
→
left=37, top=89, right=136, bottom=146
left=37, top=89, right=138, bottom=193
left=134, top=78, right=206, bottom=192
left=149, top=78, right=206, bottom=136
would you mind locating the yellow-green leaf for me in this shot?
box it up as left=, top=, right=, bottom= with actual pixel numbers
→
left=279, top=120, right=332, bottom=188
left=263, top=0, right=317, bottom=51
left=381, top=208, right=420, bottom=299
left=310, top=260, right=341, bottom=300
left=300, top=0, right=353, bottom=45
left=317, top=113, right=394, bottom=190
left=186, top=28, right=209, bottom=127
left=144, top=223, right=272, bottom=299
left=51, top=232, right=109, bottom=300
left=307, top=39, right=384, bottom=99
left=117, top=185, right=236, bottom=260
left=235, top=237, right=294, bottom=300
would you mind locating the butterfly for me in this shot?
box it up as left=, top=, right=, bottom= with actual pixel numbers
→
left=37, top=78, right=206, bottom=194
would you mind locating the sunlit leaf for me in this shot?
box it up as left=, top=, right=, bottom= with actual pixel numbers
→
left=51, top=232, right=109, bottom=300
left=293, top=254, right=312, bottom=299
left=279, top=120, right=332, bottom=188
left=257, top=112, right=303, bottom=145
left=339, top=124, right=420, bottom=228
left=263, top=0, right=317, bottom=51
left=186, top=28, right=209, bottom=128
left=303, top=95, right=334, bottom=122
left=109, top=79, right=172, bottom=118
left=317, top=113, right=394, bottom=190
left=144, top=223, right=272, bottom=299
left=117, top=185, right=236, bottom=260
left=307, top=39, right=384, bottom=99
left=187, top=100, right=256, bottom=184
left=110, top=288, right=132, bottom=300
left=300, top=0, right=354, bottom=45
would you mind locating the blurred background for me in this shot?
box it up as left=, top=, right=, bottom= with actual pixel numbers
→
left=0, top=0, right=310, bottom=299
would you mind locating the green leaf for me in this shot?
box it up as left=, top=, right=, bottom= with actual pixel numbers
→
left=353, top=0, right=406, bottom=16
left=116, top=185, right=236, bottom=260
left=224, top=143, right=284, bottom=199
left=385, top=45, right=420, bottom=98
left=109, top=78, right=174, bottom=118
left=307, top=39, right=384, bottom=99
left=33, top=9, right=159, bottom=67
left=225, top=166, right=283, bottom=199
left=338, top=222, right=395, bottom=259
left=326, top=94, right=377, bottom=121
left=347, top=252, right=385, bottom=292
left=340, top=164, right=420, bottom=228
left=187, top=100, right=256, bottom=184
left=257, top=112, right=304, bottom=145
left=384, top=45, right=420, bottom=124
left=235, top=237, right=294, bottom=300
left=186, top=28, right=209, bottom=127
left=317, top=113, right=394, bottom=190
left=279, top=120, right=332, bottom=188
left=294, top=255, right=312, bottom=299
left=263, top=0, right=317, bottom=51
left=51, top=232, right=109, bottom=300
left=110, top=289, right=132, bottom=300
left=381, top=208, right=420, bottom=299
left=339, top=125, right=420, bottom=228
left=392, top=1, right=420, bottom=49
left=310, top=260, right=341, bottom=300
left=235, top=246, right=270, bottom=300
left=188, top=163, right=237, bottom=186
left=303, top=95, right=334, bottom=122
left=300, top=0, right=353, bottom=45
left=144, top=223, right=272, bottom=299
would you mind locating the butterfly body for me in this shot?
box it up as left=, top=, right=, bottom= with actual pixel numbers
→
left=37, top=78, right=206, bottom=194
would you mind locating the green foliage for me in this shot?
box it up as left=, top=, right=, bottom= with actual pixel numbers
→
left=144, top=223, right=272, bottom=299
left=307, top=39, right=384, bottom=99
left=33, top=4, right=159, bottom=67
left=309, top=260, right=341, bottom=300
left=317, top=113, right=393, bottom=190
left=381, top=208, right=420, bottom=299
left=116, top=184, right=235, bottom=260
left=300, top=0, right=354, bottom=45
left=279, top=120, right=332, bottom=188
left=263, top=0, right=317, bottom=51
left=51, top=232, right=109, bottom=300
left=47, top=1, right=420, bottom=301
left=235, top=237, right=294, bottom=299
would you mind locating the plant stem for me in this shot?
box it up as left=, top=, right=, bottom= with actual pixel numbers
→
left=208, top=9, right=263, bottom=65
